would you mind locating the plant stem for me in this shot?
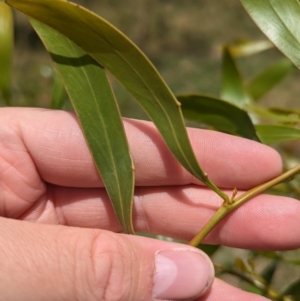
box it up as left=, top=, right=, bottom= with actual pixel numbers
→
left=215, top=264, right=283, bottom=301
left=189, top=163, right=300, bottom=247
left=202, top=173, right=230, bottom=203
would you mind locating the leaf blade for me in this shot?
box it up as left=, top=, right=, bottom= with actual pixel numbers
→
left=178, top=94, right=260, bottom=141
left=221, top=47, right=251, bottom=107
left=246, top=58, right=294, bottom=101
left=239, top=0, right=300, bottom=69
left=30, top=19, right=135, bottom=234
left=255, top=124, right=300, bottom=145
left=7, top=0, right=225, bottom=197
left=229, top=39, right=274, bottom=57
left=51, top=72, right=68, bottom=109
left=260, top=260, right=279, bottom=285
left=246, top=104, right=300, bottom=124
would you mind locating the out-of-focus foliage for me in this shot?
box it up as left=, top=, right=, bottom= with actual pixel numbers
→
left=0, top=2, right=13, bottom=105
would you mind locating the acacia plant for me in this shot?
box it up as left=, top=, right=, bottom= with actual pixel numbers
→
left=1, top=0, right=300, bottom=299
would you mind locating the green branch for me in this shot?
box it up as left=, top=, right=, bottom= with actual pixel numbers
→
left=189, top=163, right=300, bottom=247
left=215, top=264, right=283, bottom=301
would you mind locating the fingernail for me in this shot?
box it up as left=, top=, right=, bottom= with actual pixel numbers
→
left=153, top=249, right=214, bottom=300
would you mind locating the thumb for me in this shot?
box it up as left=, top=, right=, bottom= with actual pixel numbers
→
left=0, top=218, right=214, bottom=301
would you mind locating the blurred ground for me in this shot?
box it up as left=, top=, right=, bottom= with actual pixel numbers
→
left=11, top=0, right=300, bottom=117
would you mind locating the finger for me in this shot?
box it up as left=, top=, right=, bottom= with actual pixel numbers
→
left=22, top=185, right=300, bottom=250
left=0, top=108, right=282, bottom=190
left=0, top=217, right=214, bottom=301
left=200, top=278, right=272, bottom=301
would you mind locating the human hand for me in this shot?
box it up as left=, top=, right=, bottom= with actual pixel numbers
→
left=0, top=107, right=299, bottom=301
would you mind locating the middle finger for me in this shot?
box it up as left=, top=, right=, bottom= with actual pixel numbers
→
left=20, top=184, right=300, bottom=250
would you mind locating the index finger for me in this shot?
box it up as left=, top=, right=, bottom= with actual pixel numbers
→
left=1, top=108, right=282, bottom=189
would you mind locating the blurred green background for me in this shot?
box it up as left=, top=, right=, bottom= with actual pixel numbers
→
left=12, top=0, right=300, bottom=117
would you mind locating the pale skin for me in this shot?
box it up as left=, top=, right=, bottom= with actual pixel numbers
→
left=1, top=107, right=300, bottom=301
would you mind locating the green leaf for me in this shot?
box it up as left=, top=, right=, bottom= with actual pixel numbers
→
left=244, top=284, right=264, bottom=296
left=7, top=0, right=226, bottom=200
left=285, top=258, right=300, bottom=265
left=260, top=260, right=278, bottom=285
left=246, top=104, right=300, bottom=124
left=246, top=58, right=294, bottom=101
left=51, top=72, right=67, bottom=109
left=0, top=2, right=13, bottom=105
left=256, top=124, right=300, bottom=145
left=235, top=257, right=252, bottom=273
left=252, top=251, right=282, bottom=260
left=283, top=278, right=300, bottom=296
left=197, top=244, right=220, bottom=257
left=30, top=19, right=135, bottom=234
left=269, top=107, right=300, bottom=117
left=178, top=94, right=260, bottom=141
left=239, top=0, right=300, bottom=69
left=221, top=47, right=251, bottom=107
left=229, top=39, right=274, bottom=57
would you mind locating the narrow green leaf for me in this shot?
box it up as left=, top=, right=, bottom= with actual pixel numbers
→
left=235, top=257, right=252, bottom=273
left=246, top=58, right=294, bottom=101
left=7, top=0, right=226, bottom=200
left=285, top=258, right=300, bottom=265
left=256, top=124, right=300, bottom=145
left=260, top=260, right=278, bottom=285
left=244, top=284, right=264, bottom=296
left=252, top=251, right=282, bottom=260
left=246, top=104, right=300, bottom=124
left=178, top=94, right=260, bottom=141
left=283, top=278, right=300, bottom=296
left=269, top=107, right=300, bottom=117
left=30, top=19, right=135, bottom=234
left=239, top=0, right=300, bottom=69
left=0, top=2, right=13, bottom=105
left=51, top=72, right=67, bottom=109
left=221, top=47, right=251, bottom=107
left=229, top=40, right=274, bottom=57
left=197, top=244, right=220, bottom=257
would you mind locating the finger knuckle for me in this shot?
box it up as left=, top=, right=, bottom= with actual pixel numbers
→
left=77, top=231, right=138, bottom=301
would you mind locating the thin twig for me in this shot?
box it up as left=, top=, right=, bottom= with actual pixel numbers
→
left=189, top=163, right=300, bottom=247
left=215, top=264, right=283, bottom=301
